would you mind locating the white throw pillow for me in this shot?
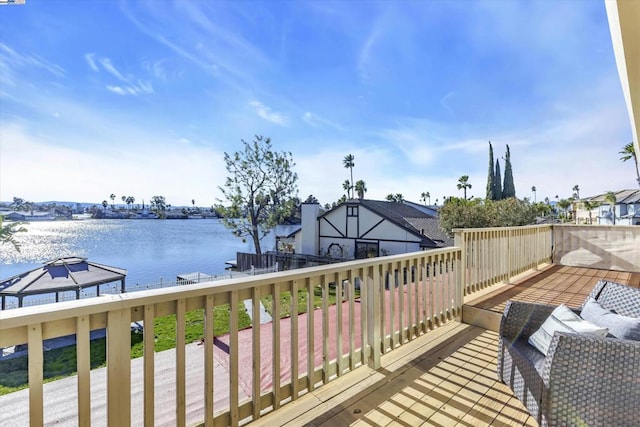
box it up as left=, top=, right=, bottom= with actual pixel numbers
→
left=528, top=304, right=609, bottom=356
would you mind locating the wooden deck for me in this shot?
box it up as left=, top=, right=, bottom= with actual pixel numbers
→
left=251, top=265, right=639, bottom=427
left=466, top=264, right=640, bottom=314
left=252, top=322, right=534, bottom=427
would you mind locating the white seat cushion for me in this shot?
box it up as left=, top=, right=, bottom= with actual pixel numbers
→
left=529, top=304, right=608, bottom=356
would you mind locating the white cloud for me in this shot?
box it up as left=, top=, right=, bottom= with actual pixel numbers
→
left=84, top=53, right=99, bottom=72
left=99, top=57, right=128, bottom=82
left=106, top=85, right=126, bottom=95
left=302, top=112, right=344, bottom=130
left=143, top=58, right=168, bottom=80
left=0, top=42, right=66, bottom=78
left=83, top=56, right=155, bottom=96
left=302, top=112, right=317, bottom=126
left=106, top=81, right=153, bottom=96
left=0, top=123, right=226, bottom=207
left=249, top=101, right=288, bottom=125
left=120, top=2, right=273, bottom=95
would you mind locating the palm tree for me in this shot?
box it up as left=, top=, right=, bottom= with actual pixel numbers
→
left=420, top=191, right=431, bottom=205
left=531, top=186, right=536, bottom=202
left=604, top=191, right=617, bottom=225
left=582, top=200, right=598, bottom=225
left=343, top=154, right=355, bottom=198
left=342, top=180, right=351, bottom=198
left=121, top=195, right=126, bottom=209
left=386, top=193, right=404, bottom=202
left=355, top=180, right=367, bottom=200
left=572, top=185, right=580, bottom=200
left=192, top=199, right=196, bottom=211
left=557, top=199, right=572, bottom=221
left=110, top=194, right=116, bottom=209
left=457, top=175, right=472, bottom=199
left=619, top=142, right=639, bottom=186
left=102, top=200, right=108, bottom=210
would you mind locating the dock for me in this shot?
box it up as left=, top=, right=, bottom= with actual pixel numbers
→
left=176, top=272, right=216, bottom=284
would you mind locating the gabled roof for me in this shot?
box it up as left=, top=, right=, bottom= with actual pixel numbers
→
left=0, top=257, right=127, bottom=297
left=322, top=199, right=453, bottom=248
left=583, top=189, right=640, bottom=204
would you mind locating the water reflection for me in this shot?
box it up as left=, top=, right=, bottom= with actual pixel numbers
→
left=0, top=219, right=298, bottom=290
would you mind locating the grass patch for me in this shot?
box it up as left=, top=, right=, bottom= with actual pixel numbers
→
left=1, top=303, right=252, bottom=396
left=262, top=285, right=359, bottom=318
left=0, top=332, right=142, bottom=396
left=131, top=303, right=252, bottom=357
left=0, top=291, right=356, bottom=396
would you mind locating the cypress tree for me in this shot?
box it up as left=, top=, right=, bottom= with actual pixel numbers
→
left=494, top=159, right=502, bottom=200
left=486, top=141, right=495, bottom=200
left=503, top=144, right=516, bottom=198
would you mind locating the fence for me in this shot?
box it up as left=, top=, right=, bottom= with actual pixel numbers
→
left=0, top=247, right=462, bottom=426
left=453, top=224, right=553, bottom=295
left=235, top=252, right=277, bottom=272
left=1, top=224, right=570, bottom=426
left=553, top=224, right=640, bottom=272
left=2, top=265, right=280, bottom=311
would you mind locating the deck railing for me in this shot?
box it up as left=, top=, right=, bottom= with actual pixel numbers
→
left=0, top=247, right=462, bottom=426
left=453, top=224, right=553, bottom=295
left=553, top=224, right=640, bottom=272
left=3, top=223, right=632, bottom=426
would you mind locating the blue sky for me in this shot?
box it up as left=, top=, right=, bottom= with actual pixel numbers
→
left=0, top=0, right=636, bottom=208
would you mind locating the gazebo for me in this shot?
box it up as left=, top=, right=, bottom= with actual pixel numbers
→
left=0, top=256, right=127, bottom=310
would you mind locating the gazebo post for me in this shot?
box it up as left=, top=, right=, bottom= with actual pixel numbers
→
left=55, top=292, right=59, bottom=303
left=76, top=288, right=80, bottom=300
left=97, top=284, right=100, bottom=296
left=1, top=295, right=5, bottom=310
left=18, top=296, right=23, bottom=308
left=121, top=279, right=125, bottom=294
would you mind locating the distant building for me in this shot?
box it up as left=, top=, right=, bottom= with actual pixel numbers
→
left=291, top=200, right=452, bottom=260
left=1, top=211, right=57, bottom=221
left=576, top=189, right=640, bottom=226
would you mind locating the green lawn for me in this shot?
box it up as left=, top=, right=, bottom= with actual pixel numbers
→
left=0, top=335, right=137, bottom=396
left=261, top=285, right=347, bottom=318
left=0, top=304, right=250, bottom=396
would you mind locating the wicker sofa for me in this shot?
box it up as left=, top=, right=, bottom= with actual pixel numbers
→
left=497, top=279, right=640, bottom=427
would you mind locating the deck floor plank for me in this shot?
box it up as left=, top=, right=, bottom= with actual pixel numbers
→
left=466, top=264, right=640, bottom=314
left=253, top=265, right=635, bottom=427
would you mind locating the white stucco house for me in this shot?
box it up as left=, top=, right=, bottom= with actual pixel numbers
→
left=577, top=189, right=640, bottom=226
left=292, top=200, right=453, bottom=260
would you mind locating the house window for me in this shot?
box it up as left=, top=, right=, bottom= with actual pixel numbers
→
left=619, top=204, right=627, bottom=216
left=356, top=241, right=378, bottom=259
left=347, top=205, right=358, bottom=217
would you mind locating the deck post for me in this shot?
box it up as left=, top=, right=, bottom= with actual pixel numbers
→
left=506, top=228, right=513, bottom=284
left=366, top=265, right=381, bottom=369
left=454, top=230, right=467, bottom=297
left=107, top=308, right=132, bottom=427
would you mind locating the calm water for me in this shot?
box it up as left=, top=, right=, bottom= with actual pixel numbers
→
left=0, top=219, right=297, bottom=302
